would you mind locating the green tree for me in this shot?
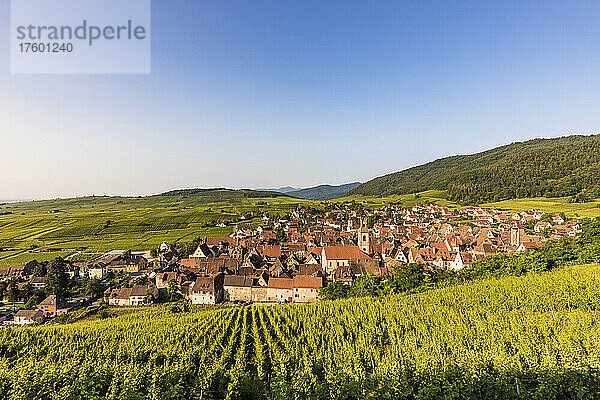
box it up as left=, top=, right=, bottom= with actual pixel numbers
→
left=32, top=263, right=47, bottom=277
left=24, top=291, right=46, bottom=308
left=84, top=278, right=106, bottom=298
left=319, top=281, right=349, bottom=300
left=366, top=216, right=376, bottom=228
left=167, top=279, right=179, bottom=301
left=0, top=281, right=7, bottom=300
left=144, top=289, right=154, bottom=305
left=572, top=191, right=591, bottom=203
left=274, top=225, right=286, bottom=243
left=46, top=257, right=69, bottom=297
left=384, top=263, right=428, bottom=293
left=7, top=280, right=19, bottom=308
left=348, top=275, right=381, bottom=297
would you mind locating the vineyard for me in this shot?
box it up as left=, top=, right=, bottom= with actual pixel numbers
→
left=0, top=193, right=301, bottom=265
left=2, top=266, right=600, bottom=399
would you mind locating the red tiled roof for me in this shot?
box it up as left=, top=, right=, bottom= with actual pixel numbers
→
left=205, top=237, right=238, bottom=246
left=520, top=242, right=545, bottom=249
left=191, top=276, right=215, bottom=293
left=263, top=245, right=281, bottom=258
left=268, top=277, right=293, bottom=290
left=322, top=246, right=371, bottom=260
left=292, top=275, right=323, bottom=289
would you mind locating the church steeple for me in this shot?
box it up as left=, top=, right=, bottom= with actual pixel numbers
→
left=358, top=220, right=370, bottom=254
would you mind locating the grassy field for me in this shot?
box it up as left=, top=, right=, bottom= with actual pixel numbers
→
left=0, top=250, right=75, bottom=267
left=334, top=189, right=461, bottom=209
left=2, top=265, right=600, bottom=399
left=483, top=197, right=600, bottom=218
left=337, top=190, right=600, bottom=217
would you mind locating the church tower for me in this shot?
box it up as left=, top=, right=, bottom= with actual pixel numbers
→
left=510, top=223, right=524, bottom=246
left=358, top=223, right=370, bottom=254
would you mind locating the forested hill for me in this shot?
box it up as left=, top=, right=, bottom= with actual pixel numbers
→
left=350, top=134, right=600, bottom=203
left=289, top=182, right=361, bottom=200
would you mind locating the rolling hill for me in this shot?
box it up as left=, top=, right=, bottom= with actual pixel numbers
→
left=255, top=186, right=299, bottom=193
left=288, top=182, right=361, bottom=200
left=1, top=188, right=292, bottom=213
left=0, top=188, right=298, bottom=257
left=159, top=188, right=291, bottom=201
left=350, top=134, right=600, bottom=203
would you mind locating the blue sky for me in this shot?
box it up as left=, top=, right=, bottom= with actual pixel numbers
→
left=2, top=0, right=600, bottom=199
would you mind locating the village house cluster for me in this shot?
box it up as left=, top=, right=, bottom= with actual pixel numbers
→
left=100, top=203, right=580, bottom=306
left=0, top=202, right=581, bottom=324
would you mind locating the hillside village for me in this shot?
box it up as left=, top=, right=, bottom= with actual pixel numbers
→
left=0, top=202, right=581, bottom=325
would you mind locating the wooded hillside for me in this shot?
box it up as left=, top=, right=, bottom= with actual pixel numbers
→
left=351, top=134, right=600, bottom=203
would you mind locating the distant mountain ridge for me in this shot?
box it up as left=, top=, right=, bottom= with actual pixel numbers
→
left=350, top=134, right=600, bottom=203
left=255, top=186, right=299, bottom=193
left=160, top=188, right=290, bottom=199
left=255, top=183, right=361, bottom=200
left=289, top=182, right=362, bottom=200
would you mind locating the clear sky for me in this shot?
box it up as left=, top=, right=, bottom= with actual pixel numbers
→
left=2, top=0, right=600, bottom=199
